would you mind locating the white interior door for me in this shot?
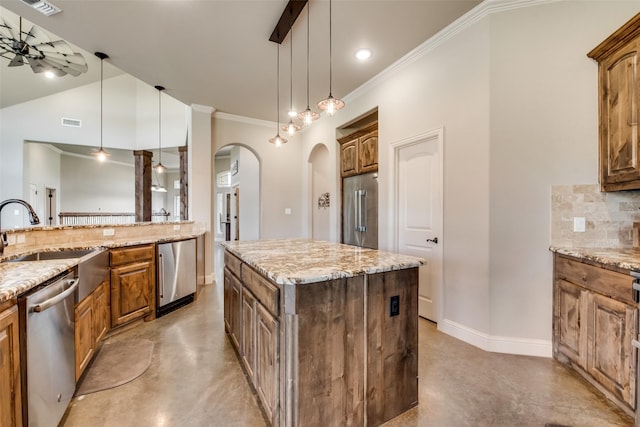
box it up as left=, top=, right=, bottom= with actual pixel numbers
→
left=397, top=134, right=442, bottom=322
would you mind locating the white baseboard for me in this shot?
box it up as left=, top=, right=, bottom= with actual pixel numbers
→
left=204, top=273, right=216, bottom=285
left=438, top=318, right=552, bottom=358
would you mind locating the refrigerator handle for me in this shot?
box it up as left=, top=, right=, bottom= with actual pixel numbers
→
left=354, top=190, right=360, bottom=232
left=159, top=252, right=165, bottom=299
left=355, top=190, right=367, bottom=232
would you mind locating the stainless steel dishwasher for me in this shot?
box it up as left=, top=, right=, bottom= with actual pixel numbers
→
left=20, top=270, right=78, bottom=427
left=157, top=238, right=196, bottom=317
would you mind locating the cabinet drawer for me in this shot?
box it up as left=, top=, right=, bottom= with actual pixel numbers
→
left=242, top=265, right=279, bottom=317
left=110, top=245, right=155, bottom=266
left=225, top=251, right=242, bottom=279
left=555, top=255, right=634, bottom=305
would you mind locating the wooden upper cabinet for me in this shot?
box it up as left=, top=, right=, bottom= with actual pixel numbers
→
left=588, top=13, right=640, bottom=191
left=339, top=122, right=378, bottom=177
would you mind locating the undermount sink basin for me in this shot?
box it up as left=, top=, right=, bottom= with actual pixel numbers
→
left=9, top=248, right=99, bottom=262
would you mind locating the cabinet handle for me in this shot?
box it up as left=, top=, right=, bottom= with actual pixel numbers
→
left=632, top=339, right=640, bottom=350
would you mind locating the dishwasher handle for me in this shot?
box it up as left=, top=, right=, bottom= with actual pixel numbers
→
left=31, top=279, right=79, bottom=313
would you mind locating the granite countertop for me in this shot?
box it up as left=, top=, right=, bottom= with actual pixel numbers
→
left=0, top=259, right=79, bottom=304
left=222, top=239, right=424, bottom=285
left=550, top=246, right=640, bottom=271
left=0, top=230, right=204, bottom=305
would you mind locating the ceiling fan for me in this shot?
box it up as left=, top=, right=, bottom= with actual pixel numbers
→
left=0, top=15, right=87, bottom=77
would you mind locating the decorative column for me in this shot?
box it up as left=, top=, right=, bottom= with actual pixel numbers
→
left=134, top=150, right=152, bottom=222
left=179, top=145, right=189, bottom=220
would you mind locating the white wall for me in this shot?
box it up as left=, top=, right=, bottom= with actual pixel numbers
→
left=60, top=154, right=134, bottom=212
left=309, top=144, right=331, bottom=241
left=212, top=114, right=304, bottom=239
left=22, top=143, right=61, bottom=226
left=301, top=0, right=640, bottom=356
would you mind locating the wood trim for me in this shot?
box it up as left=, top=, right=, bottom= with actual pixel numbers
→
left=110, top=244, right=155, bottom=267
left=588, top=12, right=640, bottom=61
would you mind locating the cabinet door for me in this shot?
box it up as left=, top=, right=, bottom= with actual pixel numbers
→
left=359, top=131, right=378, bottom=173
left=228, top=273, right=242, bottom=350
left=241, top=288, right=256, bottom=380
left=340, top=139, right=358, bottom=177
left=75, top=294, right=95, bottom=381
left=224, top=270, right=232, bottom=331
left=587, top=292, right=637, bottom=408
left=0, top=306, right=22, bottom=427
left=553, top=279, right=588, bottom=368
left=599, top=40, right=640, bottom=191
left=110, top=261, right=154, bottom=327
left=255, top=303, right=279, bottom=425
left=93, top=279, right=110, bottom=344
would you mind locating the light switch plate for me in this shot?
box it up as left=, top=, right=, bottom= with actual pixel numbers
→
left=573, top=217, right=586, bottom=233
left=284, top=208, right=292, bottom=215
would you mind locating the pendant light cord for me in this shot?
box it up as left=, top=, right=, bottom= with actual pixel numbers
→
left=290, top=29, right=293, bottom=112
left=329, top=0, right=332, bottom=95
left=158, top=89, right=162, bottom=165
left=306, top=4, right=310, bottom=108
left=277, top=44, right=280, bottom=126
left=100, top=57, right=103, bottom=150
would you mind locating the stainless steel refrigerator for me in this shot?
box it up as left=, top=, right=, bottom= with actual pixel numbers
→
left=342, top=172, right=378, bottom=249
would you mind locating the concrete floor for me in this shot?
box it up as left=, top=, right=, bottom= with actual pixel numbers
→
left=62, top=280, right=634, bottom=427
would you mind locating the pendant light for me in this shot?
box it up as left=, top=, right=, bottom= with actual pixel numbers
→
left=269, top=43, right=287, bottom=147
left=317, top=0, right=344, bottom=116
left=93, top=52, right=110, bottom=162
left=297, top=4, right=319, bottom=125
left=283, top=29, right=301, bottom=136
left=154, top=85, right=166, bottom=173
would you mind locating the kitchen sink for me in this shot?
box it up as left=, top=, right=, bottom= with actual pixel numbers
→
left=11, top=247, right=109, bottom=302
left=9, top=248, right=99, bottom=262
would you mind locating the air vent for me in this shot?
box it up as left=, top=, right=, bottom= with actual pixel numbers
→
left=19, top=0, right=62, bottom=16
left=61, top=118, right=81, bottom=128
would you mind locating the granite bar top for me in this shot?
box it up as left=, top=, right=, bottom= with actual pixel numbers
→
left=0, top=259, right=78, bottom=303
left=222, top=239, right=424, bottom=285
left=550, top=246, right=640, bottom=272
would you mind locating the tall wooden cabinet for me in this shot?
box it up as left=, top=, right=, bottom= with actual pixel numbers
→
left=553, top=254, right=637, bottom=413
left=338, top=122, right=378, bottom=177
left=110, top=244, right=156, bottom=327
left=0, top=304, right=22, bottom=427
left=588, top=12, right=640, bottom=191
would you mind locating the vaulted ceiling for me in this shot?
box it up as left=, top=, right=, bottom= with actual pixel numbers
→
left=0, top=0, right=481, bottom=122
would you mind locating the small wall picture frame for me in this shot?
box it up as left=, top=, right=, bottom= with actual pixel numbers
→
left=231, top=160, right=239, bottom=176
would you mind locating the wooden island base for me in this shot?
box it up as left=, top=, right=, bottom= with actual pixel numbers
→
left=223, top=240, right=421, bottom=427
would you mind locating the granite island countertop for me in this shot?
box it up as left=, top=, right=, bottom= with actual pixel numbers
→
left=222, top=239, right=424, bottom=285
left=550, top=246, right=640, bottom=272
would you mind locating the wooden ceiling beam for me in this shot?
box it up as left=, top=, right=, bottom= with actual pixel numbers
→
left=269, top=0, right=308, bottom=44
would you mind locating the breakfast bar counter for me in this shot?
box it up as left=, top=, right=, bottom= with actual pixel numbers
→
left=222, top=239, right=423, bottom=427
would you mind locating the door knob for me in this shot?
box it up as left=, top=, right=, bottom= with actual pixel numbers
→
left=426, top=237, right=438, bottom=244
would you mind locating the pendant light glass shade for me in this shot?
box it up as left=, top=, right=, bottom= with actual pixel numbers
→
left=155, top=85, right=166, bottom=173
left=283, top=31, right=301, bottom=135
left=297, top=4, right=319, bottom=125
left=93, top=52, right=110, bottom=162
left=269, top=43, right=287, bottom=147
left=317, top=0, right=344, bottom=116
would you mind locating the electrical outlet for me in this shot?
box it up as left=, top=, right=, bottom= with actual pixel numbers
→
left=284, top=208, right=292, bottom=215
left=103, top=228, right=115, bottom=237
left=16, top=234, right=25, bottom=244
left=173, top=224, right=180, bottom=231
left=390, top=295, right=400, bottom=317
left=573, top=217, right=586, bottom=233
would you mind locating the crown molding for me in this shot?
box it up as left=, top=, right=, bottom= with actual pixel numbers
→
left=214, top=111, right=275, bottom=128
left=191, top=104, right=215, bottom=114
left=344, top=0, right=558, bottom=103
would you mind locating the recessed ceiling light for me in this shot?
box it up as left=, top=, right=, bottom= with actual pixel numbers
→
left=355, top=48, right=372, bottom=61
left=45, top=71, right=55, bottom=79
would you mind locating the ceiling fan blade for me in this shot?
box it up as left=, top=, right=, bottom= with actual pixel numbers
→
left=8, top=54, right=24, bottom=67
left=26, top=56, right=48, bottom=74
left=23, top=24, right=48, bottom=45
left=0, top=17, right=18, bottom=41
left=42, top=57, right=86, bottom=76
left=33, top=39, right=74, bottom=55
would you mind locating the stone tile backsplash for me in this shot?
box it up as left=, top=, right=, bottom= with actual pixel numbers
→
left=551, top=184, right=640, bottom=248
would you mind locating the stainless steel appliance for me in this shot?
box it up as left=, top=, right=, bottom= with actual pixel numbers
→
left=21, top=270, right=78, bottom=427
left=342, top=172, right=378, bottom=249
left=157, top=238, right=197, bottom=317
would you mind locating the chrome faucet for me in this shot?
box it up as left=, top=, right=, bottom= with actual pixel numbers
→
left=0, top=199, right=40, bottom=256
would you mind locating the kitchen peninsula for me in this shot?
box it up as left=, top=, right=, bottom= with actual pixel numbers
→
left=222, top=239, right=423, bottom=427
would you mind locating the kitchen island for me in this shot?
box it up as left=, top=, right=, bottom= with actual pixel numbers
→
left=222, top=239, right=423, bottom=427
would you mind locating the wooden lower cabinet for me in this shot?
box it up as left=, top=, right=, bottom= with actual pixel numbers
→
left=75, top=279, right=111, bottom=380
left=0, top=305, right=22, bottom=427
left=254, top=302, right=279, bottom=425
left=553, top=254, right=637, bottom=412
left=241, top=287, right=256, bottom=379
left=110, top=245, right=155, bottom=327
